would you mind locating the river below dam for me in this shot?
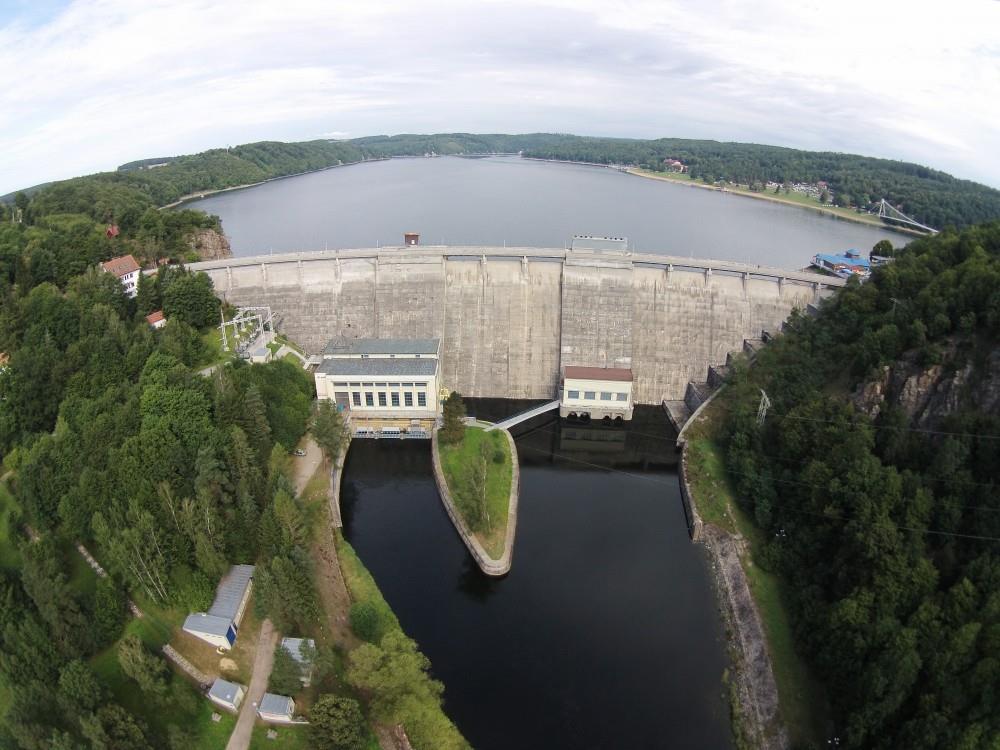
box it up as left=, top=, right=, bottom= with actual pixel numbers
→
left=187, top=155, right=908, bottom=269
left=340, top=401, right=733, bottom=750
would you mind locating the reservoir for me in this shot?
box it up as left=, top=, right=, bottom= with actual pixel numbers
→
left=341, top=402, right=733, bottom=750
left=187, top=155, right=908, bottom=269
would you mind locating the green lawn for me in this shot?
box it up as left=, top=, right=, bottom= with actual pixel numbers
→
left=199, top=327, right=236, bottom=368
left=334, top=531, right=400, bottom=642
left=682, top=398, right=828, bottom=746
left=438, top=426, right=513, bottom=557
left=250, top=724, right=312, bottom=750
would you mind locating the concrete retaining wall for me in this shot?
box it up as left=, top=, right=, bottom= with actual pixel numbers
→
left=430, top=427, right=520, bottom=576
left=192, top=247, right=840, bottom=404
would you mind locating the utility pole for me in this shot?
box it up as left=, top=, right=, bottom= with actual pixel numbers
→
left=757, top=389, right=771, bottom=426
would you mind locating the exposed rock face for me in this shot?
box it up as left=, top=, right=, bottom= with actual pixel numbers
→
left=852, top=341, right=1000, bottom=427
left=189, top=228, right=232, bottom=261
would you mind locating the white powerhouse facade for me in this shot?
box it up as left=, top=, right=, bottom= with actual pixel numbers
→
left=560, top=366, right=634, bottom=421
left=314, top=338, right=441, bottom=420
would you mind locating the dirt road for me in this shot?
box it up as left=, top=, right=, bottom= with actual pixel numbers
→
left=225, top=619, right=277, bottom=750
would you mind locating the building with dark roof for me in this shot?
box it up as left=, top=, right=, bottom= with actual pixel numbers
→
left=314, top=338, right=441, bottom=425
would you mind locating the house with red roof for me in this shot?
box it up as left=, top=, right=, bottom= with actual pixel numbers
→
left=101, top=254, right=141, bottom=298
left=560, top=365, right=634, bottom=422
left=145, top=310, right=166, bottom=329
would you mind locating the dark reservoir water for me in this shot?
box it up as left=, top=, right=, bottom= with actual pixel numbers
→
left=341, top=402, right=733, bottom=750
left=188, top=155, right=908, bottom=269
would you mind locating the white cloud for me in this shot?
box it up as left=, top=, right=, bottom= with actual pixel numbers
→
left=1, top=0, right=998, bottom=193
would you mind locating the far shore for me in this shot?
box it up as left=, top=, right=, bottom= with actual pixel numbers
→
left=158, top=157, right=388, bottom=210
left=626, top=167, right=923, bottom=238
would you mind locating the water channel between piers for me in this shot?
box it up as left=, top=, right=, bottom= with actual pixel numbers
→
left=340, top=400, right=734, bottom=750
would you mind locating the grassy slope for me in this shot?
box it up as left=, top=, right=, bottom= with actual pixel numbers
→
left=334, top=531, right=467, bottom=750
left=438, top=426, right=512, bottom=557
left=683, top=399, right=828, bottom=746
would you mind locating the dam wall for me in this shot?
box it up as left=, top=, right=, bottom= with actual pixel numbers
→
left=191, top=246, right=843, bottom=403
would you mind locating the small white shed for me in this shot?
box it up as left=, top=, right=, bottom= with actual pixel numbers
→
left=208, top=678, right=245, bottom=713
left=258, top=692, right=295, bottom=723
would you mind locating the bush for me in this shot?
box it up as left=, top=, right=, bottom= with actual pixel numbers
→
left=349, top=600, right=381, bottom=642
left=492, top=449, right=505, bottom=464
left=309, top=695, right=366, bottom=750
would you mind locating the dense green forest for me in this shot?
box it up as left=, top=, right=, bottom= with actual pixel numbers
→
left=0, top=207, right=462, bottom=748
left=5, top=133, right=999, bottom=234
left=715, top=222, right=1000, bottom=748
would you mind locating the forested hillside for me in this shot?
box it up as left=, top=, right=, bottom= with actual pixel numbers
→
left=0, top=207, right=464, bottom=748
left=5, top=132, right=999, bottom=232
left=715, top=222, right=1000, bottom=749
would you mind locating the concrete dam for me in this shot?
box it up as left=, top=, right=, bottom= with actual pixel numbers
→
left=190, top=246, right=844, bottom=404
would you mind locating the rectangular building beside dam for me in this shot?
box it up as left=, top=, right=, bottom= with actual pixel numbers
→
left=314, top=338, right=442, bottom=429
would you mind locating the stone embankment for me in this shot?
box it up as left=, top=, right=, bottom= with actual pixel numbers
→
left=704, top=526, right=788, bottom=750
left=430, top=428, right=519, bottom=577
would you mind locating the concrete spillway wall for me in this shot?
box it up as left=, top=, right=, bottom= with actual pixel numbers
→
left=191, top=247, right=843, bottom=403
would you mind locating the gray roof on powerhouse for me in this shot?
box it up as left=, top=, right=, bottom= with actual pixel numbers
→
left=322, top=338, right=439, bottom=356
left=207, top=564, right=255, bottom=620
left=259, top=693, right=294, bottom=715
left=317, top=358, right=438, bottom=377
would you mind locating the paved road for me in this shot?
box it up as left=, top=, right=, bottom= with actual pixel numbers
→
left=226, top=619, right=277, bottom=750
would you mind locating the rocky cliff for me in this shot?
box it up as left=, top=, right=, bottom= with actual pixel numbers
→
left=852, top=339, right=1000, bottom=427
left=189, top=228, right=232, bottom=261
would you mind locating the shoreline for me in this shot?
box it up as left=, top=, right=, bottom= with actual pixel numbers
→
left=626, top=167, right=924, bottom=238
left=159, top=157, right=389, bottom=210
left=430, top=426, right=519, bottom=577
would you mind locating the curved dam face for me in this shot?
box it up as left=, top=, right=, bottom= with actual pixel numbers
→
left=190, top=246, right=843, bottom=403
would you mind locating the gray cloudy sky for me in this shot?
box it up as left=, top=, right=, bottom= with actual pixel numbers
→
left=2, top=0, right=999, bottom=195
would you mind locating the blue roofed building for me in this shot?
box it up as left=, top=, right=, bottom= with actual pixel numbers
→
left=811, top=250, right=872, bottom=279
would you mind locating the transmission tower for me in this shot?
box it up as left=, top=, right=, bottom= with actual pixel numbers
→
left=757, top=389, right=772, bottom=426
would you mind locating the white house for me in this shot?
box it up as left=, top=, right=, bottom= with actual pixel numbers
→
left=314, top=339, right=441, bottom=421
left=279, top=637, right=316, bottom=686
left=101, top=254, right=141, bottom=298
left=257, top=693, right=296, bottom=724
left=208, top=678, right=245, bottom=712
left=559, top=366, right=634, bottom=421
left=182, top=564, right=254, bottom=650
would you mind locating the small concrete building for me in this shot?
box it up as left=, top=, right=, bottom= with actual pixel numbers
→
left=208, top=678, right=245, bottom=712
left=101, top=254, right=141, bottom=298
left=279, top=637, right=316, bottom=686
left=182, top=564, right=255, bottom=650
left=314, top=339, right=441, bottom=426
left=258, top=693, right=296, bottom=724
left=560, top=366, right=634, bottom=421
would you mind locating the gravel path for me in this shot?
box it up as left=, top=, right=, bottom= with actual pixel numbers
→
left=226, top=618, right=277, bottom=750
